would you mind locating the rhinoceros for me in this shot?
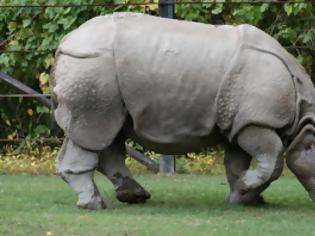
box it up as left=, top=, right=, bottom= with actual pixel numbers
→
left=51, top=12, right=315, bottom=209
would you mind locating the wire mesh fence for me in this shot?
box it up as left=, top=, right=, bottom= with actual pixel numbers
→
left=0, top=0, right=314, bottom=145
left=0, top=94, right=51, bottom=97
left=0, top=45, right=314, bottom=54
left=0, top=0, right=314, bottom=8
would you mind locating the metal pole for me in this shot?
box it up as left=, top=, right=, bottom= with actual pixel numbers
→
left=158, top=0, right=176, bottom=175
left=125, top=144, right=159, bottom=173
left=159, top=154, right=176, bottom=175
left=0, top=71, right=52, bottom=107
left=158, top=0, right=174, bottom=18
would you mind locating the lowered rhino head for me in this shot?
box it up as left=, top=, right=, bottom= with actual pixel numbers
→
left=284, top=70, right=315, bottom=202
left=287, top=123, right=315, bottom=202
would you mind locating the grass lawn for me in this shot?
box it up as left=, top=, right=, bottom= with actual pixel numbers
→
left=0, top=174, right=315, bottom=236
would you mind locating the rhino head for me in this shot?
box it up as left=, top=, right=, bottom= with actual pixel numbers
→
left=287, top=123, right=315, bottom=202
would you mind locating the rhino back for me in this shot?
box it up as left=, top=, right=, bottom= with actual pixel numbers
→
left=57, top=15, right=115, bottom=58
left=113, top=13, right=241, bottom=143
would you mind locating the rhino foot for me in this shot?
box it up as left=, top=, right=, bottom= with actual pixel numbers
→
left=116, top=176, right=151, bottom=204
left=227, top=191, right=266, bottom=205
left=77, top=195, right=107, bottom=210
left=242, top=195, right=266, bottom=206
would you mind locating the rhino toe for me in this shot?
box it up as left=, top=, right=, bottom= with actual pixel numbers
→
left=226, top=191, right=266, bottom=205
left=77, top=195, right=107, bottom=210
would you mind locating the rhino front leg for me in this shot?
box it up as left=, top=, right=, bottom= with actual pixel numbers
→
left=232, top=126, right=284, bottom=204
left=56, top=138, right=106, bottom=209
left=224, top=145, right=264, bottom=204
left=98, top=137, right=150, bottom=204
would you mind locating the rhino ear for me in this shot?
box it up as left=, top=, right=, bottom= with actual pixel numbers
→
left=287, top=124, right=314, bottom=154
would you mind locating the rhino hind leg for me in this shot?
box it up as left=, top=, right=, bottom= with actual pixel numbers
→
left=232, top=126, right=284, bottom=204
left=98, top=136, right=150, bottom=204
left=56, top=138, right=106, bottom=209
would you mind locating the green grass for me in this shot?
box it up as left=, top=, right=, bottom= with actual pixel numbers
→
left=0, top=174, right=315, bottom=236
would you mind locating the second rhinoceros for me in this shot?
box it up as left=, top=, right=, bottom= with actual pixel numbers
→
left=52, top=12, right=315, bottom=209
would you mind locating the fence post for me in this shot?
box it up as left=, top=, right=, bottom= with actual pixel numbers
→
left=159, top=154, right=176, bottom=175
left=158, top=0, right=176, bottom=175
left=158, top=0, right=174, bottom=18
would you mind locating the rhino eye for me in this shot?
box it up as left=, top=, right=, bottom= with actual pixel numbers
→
left=305, top=144, right=315, bottom=156
left=305, top=145, right=312, bottom=151
left=303, top=133, right=314, bottom=150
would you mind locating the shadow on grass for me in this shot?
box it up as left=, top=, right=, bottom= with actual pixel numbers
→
left=107, top=190, right=315, bottom=216
left=1, top=175, right=314, bottom=216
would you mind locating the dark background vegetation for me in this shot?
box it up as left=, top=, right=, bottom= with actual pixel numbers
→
left=0, top=0, right=314, bottom=144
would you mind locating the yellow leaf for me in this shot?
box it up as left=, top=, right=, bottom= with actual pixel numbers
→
left=44, top=56, right=54, bottom=68
left=39, top=72, right=50, bottom=85
left=5, top=119, right=11, bottom=126
left=46, top=232, right=52, bottom=236
left=7, top=134, right=13, bottom=140
left=8, top=40, right=17, bottom=45
left=27, top=108, right=33, bottom=116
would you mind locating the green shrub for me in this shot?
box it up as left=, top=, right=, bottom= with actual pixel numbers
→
left=0, top=143, right=294, bottom=176
left=176, top=150, right=224, bottom=175
left=0, top=142, right=226, bottom=175
left=0, top=1, right=314, bottom=176
left=0, top=1, right=314, bottom=144
left=0, top=145, right=57, bottom=175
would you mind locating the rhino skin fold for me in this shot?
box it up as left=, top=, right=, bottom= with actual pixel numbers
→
left=51, top=13, right=315, bottom=209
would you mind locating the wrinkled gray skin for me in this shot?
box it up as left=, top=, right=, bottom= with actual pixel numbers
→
left=52, top=13, right=315, bottom=209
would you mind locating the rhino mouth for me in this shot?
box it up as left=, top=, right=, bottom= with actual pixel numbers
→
left=303, top=174, right=315, bottom=202
left=290, top=146, right=315, bottom=199
left=308, top=177, right=315, bottom=202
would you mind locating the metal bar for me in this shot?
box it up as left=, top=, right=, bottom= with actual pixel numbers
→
left=0, top=94, right=51, bottom=98
left=0, top=72, right=51, bottom=107
left=159, top=155, right=176, bottom=175
left=1, top=45, right=314, bottom=54
left=125, top=145, right=159, bottom=173
left=0, top=71, right=160, bottom=173
left=285, top=45, right=315, bottom=50
left=0, top=135, right=158, bottom=173
left=0, top=138, right=63, bottom=142
left=173, top=0, right=315, bottom=3
left=159, top=0, right=175, bottom=18
left=0, top=50, right=56, bottom=53
left=0, top=1, right=314, bottom=8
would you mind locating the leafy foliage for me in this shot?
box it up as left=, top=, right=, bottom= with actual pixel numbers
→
left=0, top=0, right=142, bottom=142
left=0, top=146, right=57, bottom=175
left=176, top=2, right=315, bottom=72
left=1, top=141, right=224, bottom=175
left=0, top=0, right=314, bottom=147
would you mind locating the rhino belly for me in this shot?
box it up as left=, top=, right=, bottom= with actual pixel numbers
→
left=117, top=67, right=220, bottom=144
left=124, top=79, right=218, bottom=144
left=124, top=123, right=224, bottom=154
